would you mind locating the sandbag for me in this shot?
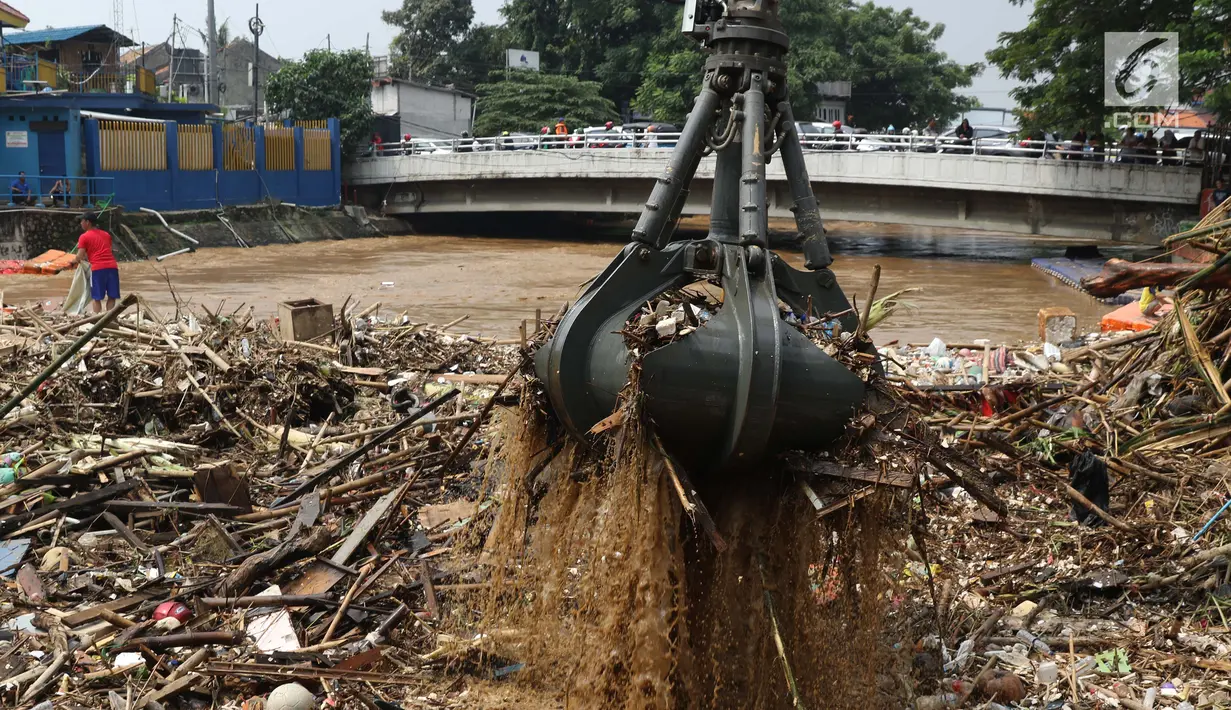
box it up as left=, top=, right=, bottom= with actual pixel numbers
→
left=62, top=261, right=92, bottom=316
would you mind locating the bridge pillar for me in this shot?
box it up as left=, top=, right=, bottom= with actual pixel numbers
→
left=1026, top=197, right=1043, bottom=235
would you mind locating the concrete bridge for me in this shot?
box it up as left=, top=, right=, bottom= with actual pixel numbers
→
left=346, top=148, right=1203, bottom=243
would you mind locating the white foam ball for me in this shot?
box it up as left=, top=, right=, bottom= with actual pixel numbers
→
left=266, top=683, right=316, bottom=710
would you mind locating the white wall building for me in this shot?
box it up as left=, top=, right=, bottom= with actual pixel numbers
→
left=370, top=77, right=475, bottom=140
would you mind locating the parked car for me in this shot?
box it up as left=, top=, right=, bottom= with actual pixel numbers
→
left=412, top=140, right=456, bottom=155
left=982, top=131, right=1061, bottom=158
left=623, top=121, right=680, bottom=148
left=583, top=126, right=635, bottom=148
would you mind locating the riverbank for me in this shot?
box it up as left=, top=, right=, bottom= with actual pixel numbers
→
left=0, top=204, right=408, bottom=264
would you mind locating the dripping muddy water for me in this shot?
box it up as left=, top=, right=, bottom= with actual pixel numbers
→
left=475, top=392, right=905, bottom=710
left=0, top=227, right=1128, bottom=345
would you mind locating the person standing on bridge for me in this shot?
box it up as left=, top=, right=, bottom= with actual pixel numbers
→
left=69, top=212, right=120, bottom=314
left=1141, top=130, right=1160, bottom=165
left=1064, top=130, right=1087, bottom=160
left=1088, top=133, right=1106, bottom=162
left=955, top=119, right=974, bottom=153
left=1160, top=130, right=1179, bottom=165
left=555, top=118, right=568, bottom=148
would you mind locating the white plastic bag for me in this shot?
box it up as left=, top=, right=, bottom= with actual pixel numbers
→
left=62, top=261, right=92, bottom=316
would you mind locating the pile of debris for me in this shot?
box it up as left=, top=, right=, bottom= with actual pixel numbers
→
left=883, top=260, right=1231, bottom=706
left=0, top=295, right=521, bottom=709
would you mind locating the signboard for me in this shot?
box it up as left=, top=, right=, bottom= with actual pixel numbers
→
left=506, top=49, right=541, bottom=72
left=5, top=131, right=28, bottom=149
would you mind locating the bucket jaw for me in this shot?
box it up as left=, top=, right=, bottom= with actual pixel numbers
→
left=535, top=0, right=871, bottom=473
left=536, top=238, right=867, bottom=473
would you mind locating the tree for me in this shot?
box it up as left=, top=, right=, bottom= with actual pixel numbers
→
left=987, top=0, right=1225, bottom=133
left=449, top=23, right=513, bottom=92
left=382, top=0, right=475, bottom=83
left=501, top=0, right=677, bottom=113
left=217, top=20, right=231, bottom=49
left=265, top=49, right=374, bottom=159
left=473, top=70, right=617, bottom=135
left=836, top=3, right=982, bottom=129
left=633, top=0, right=981, bottom=129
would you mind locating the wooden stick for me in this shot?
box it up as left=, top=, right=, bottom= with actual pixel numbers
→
left=322, top=563, right=369, bottom=643
left=1065, top=483, right=1136, bottom=533
left=233, top=472, right=390, bottom=523
left=1068, top=630, right=1080, bottom=704
left=1176, top=297, right=1231, bottom=406
left=297, top=411, right=335, bottom=475
left=654, top=433, right=727, bottom=552
left=200, top=344, right=232, bottom=372
left=1063, top=329, right=1157, bottom=363
left=165, top=648, right=211, bottom=683
left=759, top=563, right=805, bottom=709
left=19, top=650, right=68, bottom=702
left=440, top=314, right=469, bottom=331
left=856, top=264, right=881, bottom=341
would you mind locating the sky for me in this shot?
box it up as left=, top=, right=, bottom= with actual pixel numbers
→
left=32, top=0, right=1032, bottom=108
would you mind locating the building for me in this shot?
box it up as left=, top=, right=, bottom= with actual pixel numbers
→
left=371, top=76, right=474, bottom=140
left=0, top=17, right=340, bottom=213
left=814, top=81, right=851, bottom=125
left=122, top=43, right=207, bottom=103
left=216, top=38, right=282, bottom=119
left=1, top=25, right=142, bottom=94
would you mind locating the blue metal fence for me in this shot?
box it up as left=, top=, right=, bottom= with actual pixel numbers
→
left=83, top=118, right=343, bottom=212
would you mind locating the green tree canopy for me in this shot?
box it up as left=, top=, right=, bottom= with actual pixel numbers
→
left=473, top=70, right=617, bottom=135
left=265, top=49, right=374, bottom=159
left=987, top=0, right=1229, bottom=133
left=449, top=23, right=513, bottom=91
left=501, top=0, right=677, bottom=112
left=382, top=0, right=475, bottom=83
left=632, top=0, right=981, bottom=129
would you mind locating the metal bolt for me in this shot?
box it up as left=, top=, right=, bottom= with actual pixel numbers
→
left=638, top=247, right=651, bottom=261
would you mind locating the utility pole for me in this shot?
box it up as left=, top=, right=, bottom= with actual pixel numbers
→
left=326, top=34, right=331, bottom=52
left=206, top=0, right=219, bottom=105
left=169, top=15, right=177, bottom=101
left=249, top=4, right=265, bottom=122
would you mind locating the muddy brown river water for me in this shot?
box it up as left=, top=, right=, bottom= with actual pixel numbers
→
left=0, top=231, right=1127, bottom=345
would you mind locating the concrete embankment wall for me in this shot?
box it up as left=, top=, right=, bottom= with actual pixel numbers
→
left=0, top=205, right=412, bottom=262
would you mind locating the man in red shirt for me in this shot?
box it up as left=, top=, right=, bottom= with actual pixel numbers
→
left=70, top=213, right=120, bottom=313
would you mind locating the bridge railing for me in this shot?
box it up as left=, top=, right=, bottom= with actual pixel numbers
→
left=363, top=133, right=1200, bottom=167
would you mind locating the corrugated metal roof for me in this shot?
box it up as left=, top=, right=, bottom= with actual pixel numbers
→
left=2, top=24, right=129, bottom=46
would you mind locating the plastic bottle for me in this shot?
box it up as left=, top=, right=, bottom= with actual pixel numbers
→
left=915, top=694, right=960, bottom=710
left=1016, top=628, right=1053, bottom=655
